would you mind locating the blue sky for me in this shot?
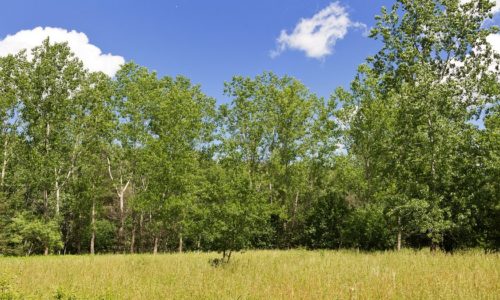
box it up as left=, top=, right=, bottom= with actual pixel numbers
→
left=0, top=0, right=497, bottom=104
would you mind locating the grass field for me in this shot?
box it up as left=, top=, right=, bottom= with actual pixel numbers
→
left=0, top=250, right=498, bottom=299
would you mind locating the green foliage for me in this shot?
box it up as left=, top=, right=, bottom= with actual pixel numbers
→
left=343, top=203, right=395, bottom=250
left=203, top=162, right=270, bottom=258
left=85, top=220, right=116, bottom=253
left=219, top=72, right=335, bottom=248
left=337, top=0, right=500, bottom=250
left=304, top=191, right=351, bottom=249
left=53, top=287, right=77, bottom=300
left=0, top=276, right=21, bottom=300
left=0, top=0, right=498, bottom=256
left=3, top=214, right=62, bottom=255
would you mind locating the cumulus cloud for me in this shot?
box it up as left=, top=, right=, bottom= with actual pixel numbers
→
left=487, top=33, right=500, bottom=53
left=0, top=27, right=125, bottom=76
left=490, top=0, right=500, bottom=13
left=487, top=34, right=500, bottom=74
left=491, top=0, right=500, bottom=13
left=458, top=1, right=500, bottom=57
left=271, top=2, right=366, bottom=59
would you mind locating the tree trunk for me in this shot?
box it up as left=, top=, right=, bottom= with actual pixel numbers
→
left=153, top=236, right=159, bottom=255
left=43, top=190, right=49, bottom=216
left=90, top=201, right=95, bottom=255
left=130, top=223, right=136, bottom=254
left=119, top=192, right=124, bottom=222
left=119, top=192, right=125, bottom=241
left=55, top=179, right=60, bottom=215
left=178, top=233, right=183, bottom=253
left=139, top=213, right=144, bottom=252
left=44, top=246, right=49, bottom=256
left=293, top=191, right=299, bottom=218
left=44, top=122, right=50, bottom=216
left=117, top=188, right=127, bottom=252
left=397, top=216, right=402, bottom=251
left=106, top=158, right=131, bottom=253
left=1, top=136, right=8, bottom=188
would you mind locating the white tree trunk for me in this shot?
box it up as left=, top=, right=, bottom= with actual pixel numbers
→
left=43, top=190, right=49, bottom=215
left=118, top=189, right=127, bottom=248
left=1, top=136, right=8, bottom=187
left=397, top=216, right=402, bottom=251
left=139, top=213, right=144, bottom=252
left=130, top=223, right=136, bottom=254
left=106, top=157, right=131, bottom=252
left=179, top=233, right=183, bottom=253
left=153, top=236, right=159, bottom=255
left=90, top=201, right=95, bottom=255
left=55, top=179, right=60, bottom=215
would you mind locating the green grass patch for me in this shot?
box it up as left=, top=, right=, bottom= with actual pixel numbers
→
left=0, top=250, right=498, bottom=299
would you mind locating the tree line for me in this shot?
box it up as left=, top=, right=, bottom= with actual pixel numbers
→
left=0, top=0, right=498, bottom=256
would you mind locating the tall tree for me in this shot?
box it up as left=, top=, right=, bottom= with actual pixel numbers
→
left=19, top=39, right=89, bottom=254
left=221, top=72, right=333, bottom=247
left=339, top=0, right=500, bottom=250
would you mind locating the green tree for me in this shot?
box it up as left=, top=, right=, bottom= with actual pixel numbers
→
left=221, top=72, right=332, bottom=247
left=18, top=39, right=89, bottom=254
left=340, top=0, right=500, bottom=251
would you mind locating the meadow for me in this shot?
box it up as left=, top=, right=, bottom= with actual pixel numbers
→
left=0, top=250, right=498, bottom=299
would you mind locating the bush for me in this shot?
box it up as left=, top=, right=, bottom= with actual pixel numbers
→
left=2, top=213, right=63, bottom=255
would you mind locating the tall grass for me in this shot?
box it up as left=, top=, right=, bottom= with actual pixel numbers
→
left=0, top=249, right=498, bottom=299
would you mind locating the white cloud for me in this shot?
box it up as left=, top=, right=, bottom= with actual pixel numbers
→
left=487, top=33, right=500, bottom=53
left=460, top=0, right=500, bottom=61
left=460, top=0, right=500, bottom=14
left=0, top=27, right=125, bottom=76
left=487, top=34, right=500, bottom=73
left=491, top=0, right=500, bottom=13
left=271, top=2, right=365, bottom=59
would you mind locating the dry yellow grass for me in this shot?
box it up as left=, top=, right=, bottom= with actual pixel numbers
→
left=0, top=249, right=498, bottom=299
